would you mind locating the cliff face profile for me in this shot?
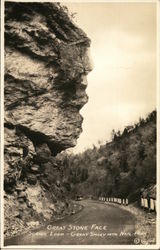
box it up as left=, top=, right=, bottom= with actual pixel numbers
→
left=4, top=2, right=92, bottom=237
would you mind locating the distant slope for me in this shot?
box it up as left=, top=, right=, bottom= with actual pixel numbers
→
left=58, top=110, right=156, bottom=202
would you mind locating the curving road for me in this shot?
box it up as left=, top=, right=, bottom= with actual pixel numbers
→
left=5, top=200, right=136, bottom=246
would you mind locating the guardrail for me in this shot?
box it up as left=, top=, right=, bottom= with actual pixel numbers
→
left=141, top=197, right=156, bottom=212
left=98, top=196, right=156, bottom=212
left=99, top=197, right=128, bottom=206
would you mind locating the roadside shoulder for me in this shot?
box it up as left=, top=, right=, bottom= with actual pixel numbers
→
left=104, top=201, right=156, bottom=245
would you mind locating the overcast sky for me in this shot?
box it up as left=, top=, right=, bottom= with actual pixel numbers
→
left=65, top=2, right=157, bottom=153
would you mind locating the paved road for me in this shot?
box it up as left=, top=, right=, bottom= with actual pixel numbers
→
left=5, top=200, right=136, bottom=246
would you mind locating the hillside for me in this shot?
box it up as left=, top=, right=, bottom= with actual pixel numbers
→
left=58, top=110, right=156, bottom=202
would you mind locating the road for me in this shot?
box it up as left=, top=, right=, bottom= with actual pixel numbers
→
left=5, top=200, right=136, bottom=246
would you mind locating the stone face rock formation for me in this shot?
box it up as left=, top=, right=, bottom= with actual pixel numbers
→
left=4, top=2, right=92, bottom=237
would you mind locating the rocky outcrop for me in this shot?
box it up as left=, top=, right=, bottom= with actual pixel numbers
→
left=4, top=2, right=92, bottom=237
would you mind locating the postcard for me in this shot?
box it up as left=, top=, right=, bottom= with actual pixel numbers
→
left=1, top=0, right=160, bottom=249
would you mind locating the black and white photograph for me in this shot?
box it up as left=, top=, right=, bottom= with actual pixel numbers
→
left=1, top=0, right=160, bottom=249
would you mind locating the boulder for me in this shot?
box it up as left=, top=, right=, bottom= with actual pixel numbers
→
left=16, top=185, right=26, bottom=192
left=30, top=164, right=40, bottom=173
left=18, top=198, right=24, bottom=203
left=26, top=200, right=32, bottom=208
left=56, top=180, right=61, bottom=187
left=34, top=144, right=51, bottom=163
left=49, top=204, right=56, bottom=211
left=27, top=175, right=37, bottom=185
left=41, top=179, right=50, bottom=190
left=18, top=191, right=26, bottom=198
left=97, top=157, right=107, bottom=165
left=26, top=221, right=39, bottom=227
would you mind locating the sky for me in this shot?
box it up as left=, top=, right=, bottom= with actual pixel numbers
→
left=65, top=2, right=157, bottom=153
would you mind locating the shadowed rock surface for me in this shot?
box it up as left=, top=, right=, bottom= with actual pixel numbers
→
left=4, top=2, right=92, bottom=238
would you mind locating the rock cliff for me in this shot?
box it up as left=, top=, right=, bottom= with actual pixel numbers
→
left=4, top=2, right=92, bottom=238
